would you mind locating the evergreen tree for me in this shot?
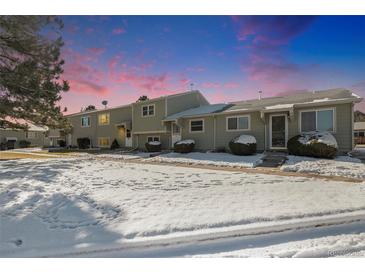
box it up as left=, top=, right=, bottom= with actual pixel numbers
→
left=0, top=16, right=69, bottom=129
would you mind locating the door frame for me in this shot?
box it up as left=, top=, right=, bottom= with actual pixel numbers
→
left=269, top=113, right=288, bottom=149
left=171, top=122, right=182, bottom=147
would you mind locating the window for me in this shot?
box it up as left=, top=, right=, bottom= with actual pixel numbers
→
left=355, top=132, right=359, bottom=137
left=226, top=116, right=250, bottom=131
left=98, top=113, right=110, bottom=125
left=142, top=104, right=155, bottom=117
left=81, top=116, right=90, bottom=127
left=98, top=137, right=110, bottom=147
left=147, top=136, right=160, bottom=142
left=360, top=132, right=365, bottom=137
left=26, top=131, right=36, bottom=139
left=190, top=119, right=204, bottom=133
left=172, top=123, right=180, bottom=134
left=126, top=129, right=131, bottom=138
left=300, top=109, right=335, bottom=132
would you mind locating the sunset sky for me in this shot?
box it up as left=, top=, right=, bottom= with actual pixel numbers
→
left=59, top=16, right=365, bottom=113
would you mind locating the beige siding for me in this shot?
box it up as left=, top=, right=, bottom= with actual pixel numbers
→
left=166, top=92, right=208, bottom=116
left=215, top=112, right=266, bottom=151
left=132, top=100, right=167, bottom=133
left=134, top=133, right=170, bottom=150
left=289, top=103, right=353, bottom=152
left=68, top=106, right=132, bottom=147
left=0, top=129, right=48, bottom=148
left=180, top=116, right=215, bottom=150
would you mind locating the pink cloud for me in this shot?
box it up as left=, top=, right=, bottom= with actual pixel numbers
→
left=231, top=16, right=318, bottom=89
left=201, top=82, right=221, bottom=89
left=87, top=47, right=105, bottom=56
left=68, top=79, right=109, bottom=95
left=112, top=27, right=126, bottom=35
left=186, top=66, right=205, bottom=72
left=223, top=82, right=240, bottom=89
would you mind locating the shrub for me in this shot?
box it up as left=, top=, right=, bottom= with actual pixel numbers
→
left=287, top=131, right=338, bottom=159
left=110, top=139, right=120, bottom=150
left=19, top=140, right=31, bottom=148
left=229, top=135, right=257, bottom=155
left=145, top=141, right=161, bottom=152
left=77, top=137, right=91, bottom=149
left=174, top=139, right=195, bottom=153
left=0, top=142, right=6, bottom=150
left=57, top=140, right=66, bottom=147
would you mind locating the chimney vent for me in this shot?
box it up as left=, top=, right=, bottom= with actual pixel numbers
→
left=258, top=90, right=262, bottom=100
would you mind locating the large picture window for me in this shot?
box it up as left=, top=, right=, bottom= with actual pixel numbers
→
left=189, top=119, right=204, bottom=133
left=226, top=115, right=250, bottom=131
left=300, top=109, right=334, bottom=132
left=81, top=116, right=90, bottom=127
left=142, top=104, right=155, bottom=117
left=98, top=113, right=110, bottom=125
left=98, top=137, right=110, bottom=147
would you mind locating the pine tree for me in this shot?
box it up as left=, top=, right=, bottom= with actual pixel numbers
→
left=0, top=16, right=69, bottom=130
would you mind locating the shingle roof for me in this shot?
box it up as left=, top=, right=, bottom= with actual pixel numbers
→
left=223, top=88, right=362, bottom=113
left=164, top=104, right=229, bottom=121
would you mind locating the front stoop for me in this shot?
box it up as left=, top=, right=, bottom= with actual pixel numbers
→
left=257, top=151, right=288, bottom=168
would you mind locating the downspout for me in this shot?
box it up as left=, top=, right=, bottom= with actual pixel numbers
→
left=213, top=115, right=216, bottom=150
left=351, top=102, right=354, bottom=150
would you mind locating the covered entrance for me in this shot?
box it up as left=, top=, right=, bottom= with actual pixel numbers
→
left=171, top=122, right=181, bottom=147
left=269, top=114, right=288, bottom=149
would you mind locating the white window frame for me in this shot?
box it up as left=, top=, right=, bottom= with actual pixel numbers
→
left=98, top=113, right=110, bottom=126
left=189, top=119, right=204, bottom=133
left=269, top=114, right=288, bottom=149
left=98, top=137, right=110, bottom=147
left=25, top=131, right=36, bottom=139
left=141, top=104, right=155, bottom=117
left=226, top=115, right=251, bottom=132
left=147, top=136, right=160, bottom=142
left=299, top=107, right=336, bottom=133
left=81, top=116, right=91, bottom=128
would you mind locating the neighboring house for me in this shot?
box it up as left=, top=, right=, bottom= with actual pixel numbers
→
left=66, top=88, right=362, bottom=153
left=354, top=122, right=365, bottom=144
left=0, top=123, right=49, bottom=149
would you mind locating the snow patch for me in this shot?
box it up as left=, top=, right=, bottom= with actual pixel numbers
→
left=281, top=155, right=365, bottom=180
left=298, top=131, right=338, bottom=148
left=232, top=135, right=256, bottom=145
left=148, top=141, right=161, bottom=145
left=175, top=139, right=195, bottom=145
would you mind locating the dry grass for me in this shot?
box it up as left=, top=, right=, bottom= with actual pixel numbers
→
left=0, top=152, right=52, bottom=160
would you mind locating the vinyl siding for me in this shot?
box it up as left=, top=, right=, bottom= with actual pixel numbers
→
left=134, top=133, right=170, bottom=150
left=68, top=106, right=132, bottom=147
left=180, top=116, right=215, bottom=150
left=166, top=92, right=208, bottom=116
left=215, top=112, right=266, bottom=151
left=132, top=99, right=167, bottom=133
left=0, top=129, right=48, bottom=148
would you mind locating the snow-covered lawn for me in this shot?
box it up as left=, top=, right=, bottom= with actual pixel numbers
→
left=281, top=155, right=365, bottom=181
left=1, top=157, right=365, bottom=257
left=143, top=152, right=263, bottom=168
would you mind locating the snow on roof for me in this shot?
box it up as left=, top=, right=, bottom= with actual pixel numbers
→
left=265, top=103, right=294, bottom=110
left=354, top=122, right=365, bottom=130
left=1, top=118, right=48, bottom=131
left=164, top=104, right=228, bottom=120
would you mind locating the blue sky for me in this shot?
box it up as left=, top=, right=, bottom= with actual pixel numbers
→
left=59, top=16, right=365, bottom=113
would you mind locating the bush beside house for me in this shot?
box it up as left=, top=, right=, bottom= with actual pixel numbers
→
left=77, top=137, right=91, bottom=149
left=19, top=140, right=31, bottom=148
left=229, top=135, right=257, bottom=155
left=145, top=141, right=161, bottom=152
left=174, top=139, right=195, bottom=153
left=287, top=131, right=338, bottom=159
left=110, top=139, right=120, bottom=150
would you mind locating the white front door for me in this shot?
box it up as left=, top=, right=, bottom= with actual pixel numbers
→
left=125, top=129, right=132, bottom=147
left=269, top=114, right=288, bottom=149
left=171, top=122, right=181, bottom=147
